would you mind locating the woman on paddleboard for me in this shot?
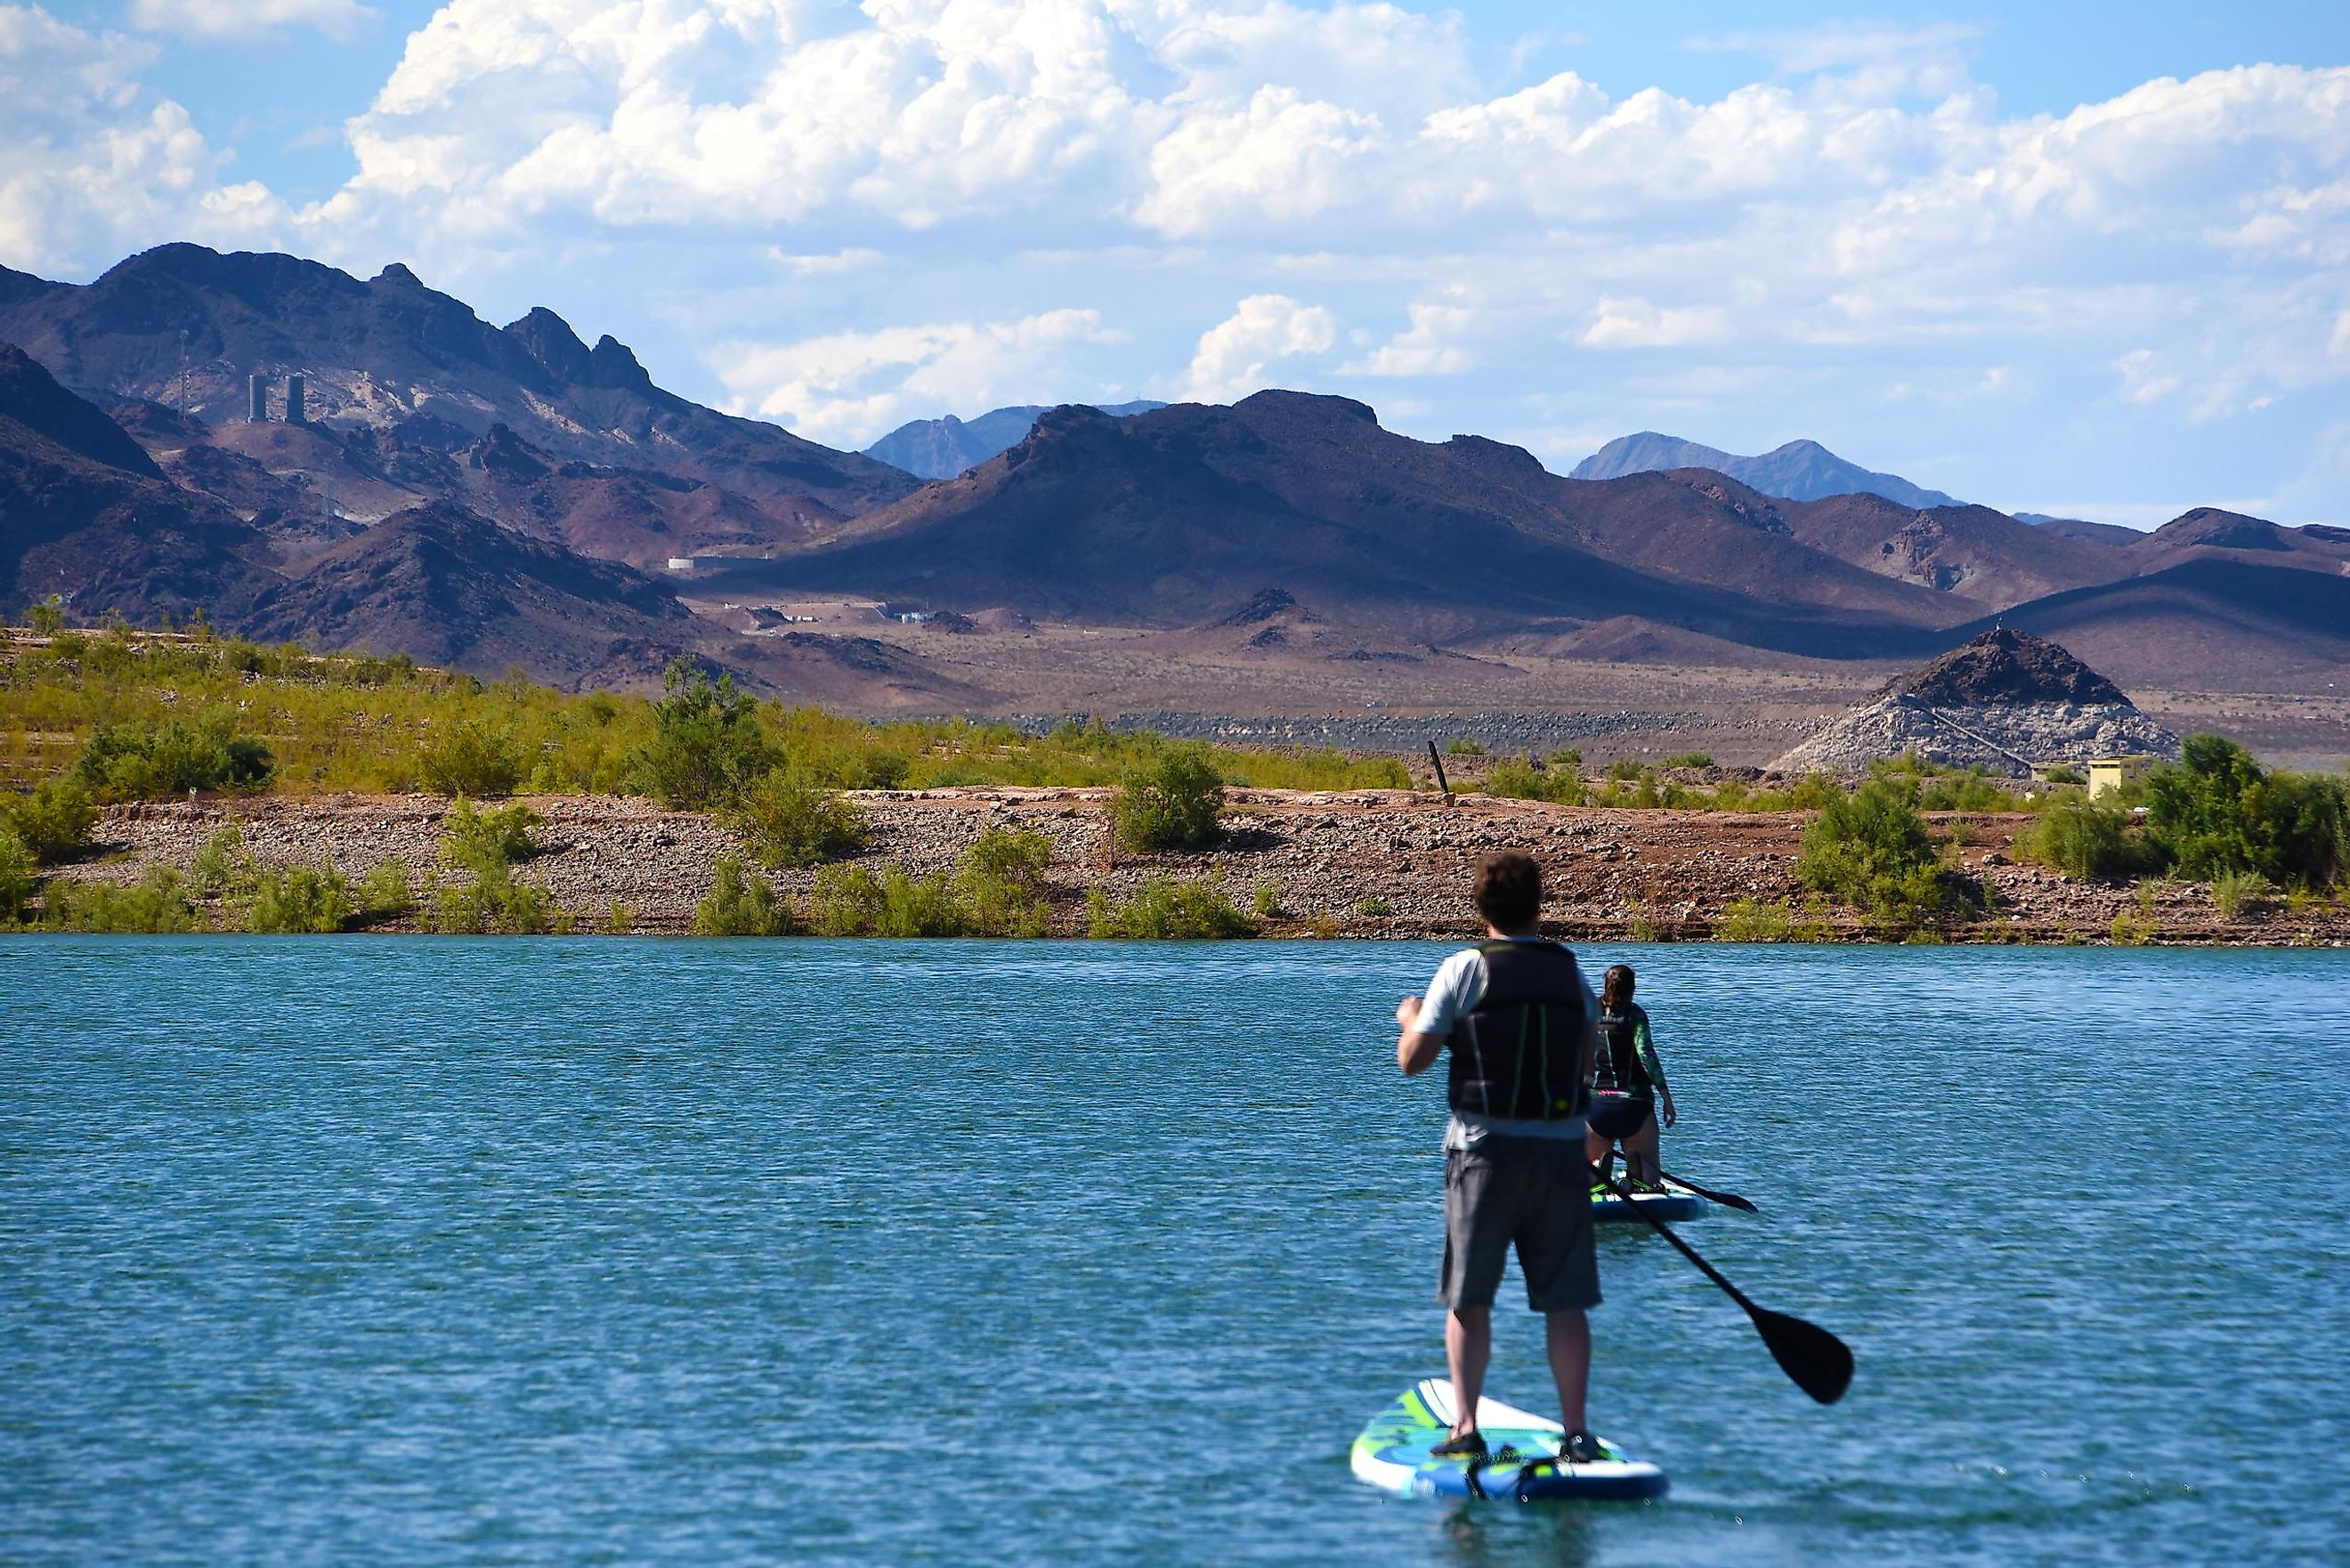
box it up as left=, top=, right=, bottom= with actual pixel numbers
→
left=1584, top=965, right=1675, bottom=1191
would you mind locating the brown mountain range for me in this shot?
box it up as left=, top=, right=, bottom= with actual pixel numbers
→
left=5, top=245, right=2348, bottom=722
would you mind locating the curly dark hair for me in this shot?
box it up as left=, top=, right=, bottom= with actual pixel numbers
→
left=1471, top=850, right=1543, bottom=930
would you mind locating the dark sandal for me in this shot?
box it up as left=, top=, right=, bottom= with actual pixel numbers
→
left=1429, top=1430, right=1487, bottom=1460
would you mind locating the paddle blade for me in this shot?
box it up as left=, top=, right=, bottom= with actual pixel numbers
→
left=1749, top=1305, right=1854, bottom=1405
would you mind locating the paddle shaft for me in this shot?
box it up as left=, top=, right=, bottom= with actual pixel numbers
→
left=1592, top=1163, right=1854, bottom=1404
left=1653, top=1167, right=1760, bottom=1214
left=1596, top=1167, right=1764, bottom=1313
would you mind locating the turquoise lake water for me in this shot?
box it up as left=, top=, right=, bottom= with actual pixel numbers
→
left=4, top=938, right=2346, bottom=1566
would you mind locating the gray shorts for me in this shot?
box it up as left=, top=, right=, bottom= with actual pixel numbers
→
left=1440, top=1136, right=1600, bottom=1313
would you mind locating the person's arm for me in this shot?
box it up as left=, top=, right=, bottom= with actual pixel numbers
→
left=1636, top=1011, right=1676, bottom=1128
left=1397, top=996, right=1446, bottom=1076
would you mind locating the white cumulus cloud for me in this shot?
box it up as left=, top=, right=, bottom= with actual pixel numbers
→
left=711, top=307, right=1128, bottom=447
left=128, top=0, right=380, bottom=43
left=1181, top=293, right=1336, bottom=400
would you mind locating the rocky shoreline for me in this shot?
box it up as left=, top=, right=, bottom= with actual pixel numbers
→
left=68, top=788, right=2350, bottom=945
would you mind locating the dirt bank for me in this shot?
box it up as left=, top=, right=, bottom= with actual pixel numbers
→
left=76, top=788, right=2348, bottom=946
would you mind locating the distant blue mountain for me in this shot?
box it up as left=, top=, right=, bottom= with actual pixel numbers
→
left=866, top=400, right=1165, bottom=480
left=1571, top=432, right=1959, bottom=509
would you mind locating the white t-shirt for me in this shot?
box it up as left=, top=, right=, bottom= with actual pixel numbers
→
left=1413, top=939, right=1599, bottom=1149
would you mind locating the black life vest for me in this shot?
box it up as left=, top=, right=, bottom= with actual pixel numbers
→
left=1446, top=941, right=1590, bottom=1121
left=1592, top=1005, right=1653, bottom=1095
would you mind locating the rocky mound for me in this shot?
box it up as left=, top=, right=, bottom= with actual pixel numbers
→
left=1772, top=629, right=2176, bottom=777
left=1890, top=626, right=2127, bottom=706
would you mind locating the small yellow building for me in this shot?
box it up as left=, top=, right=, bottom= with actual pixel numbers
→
left=2087, top=756, right=2157, bottom=799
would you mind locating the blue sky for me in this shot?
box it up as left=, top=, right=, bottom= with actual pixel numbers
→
left=6, top=0, right=2348, bottom=523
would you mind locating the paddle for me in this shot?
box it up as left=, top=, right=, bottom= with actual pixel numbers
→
left=1593, top=1166, right=1853, bottom=1405
left=1653, top=1167, right=1761, bottom=1215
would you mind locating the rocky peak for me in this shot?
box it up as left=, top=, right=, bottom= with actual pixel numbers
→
left=585, top=334, right=653, bottom=393
left=1892, top=627, right=2127, bottom=707
left=373, top=263, right=424, bottom=287
left=504, top=307, right=593, bottom=383
left=0, top=343, right=165, bottom=479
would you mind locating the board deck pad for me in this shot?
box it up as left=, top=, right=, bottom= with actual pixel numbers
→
left=1351, top=1378, right=1668, bottom=1502
left=1591, top=1177, right=1706, bottom=1224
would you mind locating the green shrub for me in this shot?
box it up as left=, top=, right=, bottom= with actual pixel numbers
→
left=1715, top=898, right=1794, bottom=942
left=441, top=798, right=539, bottom=874
left=1085, top=878, right=1258, bottom=939
left=0, top=828, right=34, bottom=920
left=432, top=799, right=548, bottom=933
left=417, top=716, right=528, bottom=797
left=2022, top=797, right=2144, bottom=880
left=0, top=778, right=100, bottom=864
left=1482, top=755, right=1585, bottom=806
left=627, top=659, right=778, bottom=807
left=1253, top=881, right=1282, bottom=918
left=1357, top=896, right=1392, bottom=917
left=694, top=855, right=793, bottom=936
left=1445, top=739, right=1487, bottom=756
left=1799, top=777, right=1972, bottom=928
left=1110, top=744, right=1225, bottom=853
left=189, top=822, right=247, bottom=897
left=432, top=866, right=552, bottom=934
left=953, top=827, right=1054, bottom=936
left=41, top=868, right=200, bottom=933
left=2145, top=735, right=2348, bottom=888
left=2210, top=868, right=2274, bottom=921
left=807, top=863, right=971, bottom=937
left=357, top=858, right=415, bottom=921
left=26, top=595, right=64, bottom=635
left=70, top=711, right=274, bottom=801
left=728, top=767, right=865, bottom=868
left=1660, top=751, right=1713, bottom=769
left=238, top=865, right=355, bottom=934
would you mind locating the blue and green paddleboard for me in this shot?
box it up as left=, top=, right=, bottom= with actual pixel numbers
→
left=1591, top=1176, right=1706, bottom=1224
left=1351, top=1378, right=1668, bottom=1502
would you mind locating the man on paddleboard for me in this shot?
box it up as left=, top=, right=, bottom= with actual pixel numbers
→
left=1394, top=849, right=1605, bottom=1464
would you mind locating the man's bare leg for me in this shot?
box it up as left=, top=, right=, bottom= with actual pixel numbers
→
left=1546, top=1308, right=1591, bottom=1434
left=1445, top=1305, right=1492, bottom=1437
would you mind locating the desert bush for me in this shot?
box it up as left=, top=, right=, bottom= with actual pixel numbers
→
left=2210, top=869, right=2275, bottom=921
left=1660, top=751, right=1714, bottom=769
left=41, top=868, right=200, bottom=933
left=807, top=863, right=971, bottom=937
left=417, top=716, right=528, bottom=797
left=1799, top=777, right=1973, bottom=928
left=441, top=798, right=539, bottom=873
left=0, top=778, right=99, bottom=864
left=1445, top=739, right=1487, bottom=756
left=2022, top=797, right=2145, bottom=880
left=694, top=855, right=794, bottom=936
left=70, top=711, right=274, bottom=801
left=238, top=865, right=355, bottom=934
left=432, top=798, right=549, bottom=934
left=728, top=766, right=865, bottom=868
left=0, top=828, right=34, bottom=920
left=1086, top=878, right=1258, bottom=939
left=2145, top=735, right=2348, bottom=888
left=26, top=595, right=64, bottom=635
left=1110, top=743, right=1225, bottom=853
left=357, top=858, right=416, bottom=921
left=627, top=659, right=777, bottom=808
left=1715, top=898, right=1795, bottom=942
left=1357, top=896, right=1392, bottom=917
left=953, top=827, right=1053, bottom=936
left=1253, top=881, right=1282, bottom=918
left=1482, top=755, right=1586, bottom=806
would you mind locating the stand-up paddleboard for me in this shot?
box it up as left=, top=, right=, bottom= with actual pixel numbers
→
left=1591, top=1176, right=1706, bottom=1224
left=1351, top=1378, right=1668, bottom=1502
